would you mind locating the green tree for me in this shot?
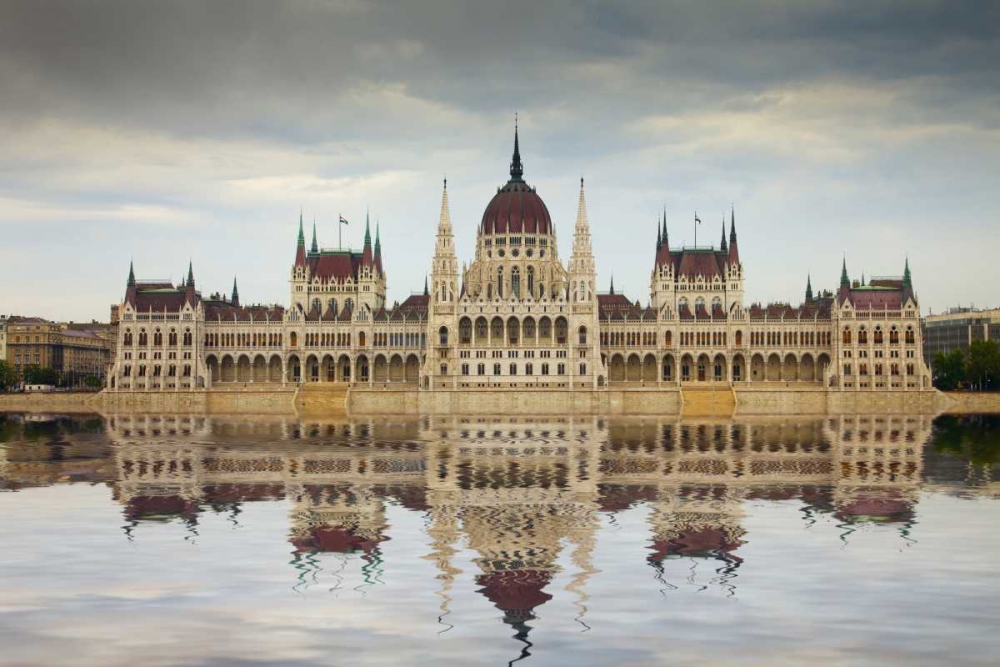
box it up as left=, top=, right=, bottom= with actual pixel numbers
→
left=22, top=365, right=59, bottom=385
left=0, top=360, right=16, bottom=390
left=967, top=340, right=1000, bottom=391
left=84, top=375, right=101, bottom=389
left=932, top=348, right=966, bottom=391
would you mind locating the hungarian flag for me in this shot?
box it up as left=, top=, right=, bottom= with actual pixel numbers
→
left=339, top=215, right=349, bottom=226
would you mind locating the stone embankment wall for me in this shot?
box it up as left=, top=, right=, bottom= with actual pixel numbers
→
left=2, top=387, right=994, bottom=417
left=348, top=387, right=682, bottom=416
left=939, top=392, right=1000, bottom=414
left=0, top=393, right=101, bottom=413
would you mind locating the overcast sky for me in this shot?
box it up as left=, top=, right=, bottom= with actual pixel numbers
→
left=1, top=0, right=997, bottom=321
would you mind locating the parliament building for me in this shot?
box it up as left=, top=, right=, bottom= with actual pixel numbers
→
left=106, top=128, right=931, bottom=395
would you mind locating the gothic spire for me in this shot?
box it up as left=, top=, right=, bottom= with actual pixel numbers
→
left=903, top=256, right=912, bottom=288
left=364, top=209, right=372, bottom=246
left=662, top=208, right=669, bottom=249
left=374, top=221, right=381, bottom=254
left=840, top=257, right=850, bottom=289
left=231, top=276, right=239, bottom=305
left=127, top=260, right=135, bottom=287
left=609, top=275, right=615, bottom=295
left=806, top=273, right=813, bottom=302
left=509, top=113, right=524, bottom=181
left=656, top=217, right=662, bottom=251
left=297, top=209, right=305, bottom=246
left=720, top=215, right=728, bottom=252
left=187, top=260, right=195, bottom=288
left=729, top=207, right=738, bottom=245
left=311, top=219, right=318, bottom=253
left=424, top=274, right=429, bottom=296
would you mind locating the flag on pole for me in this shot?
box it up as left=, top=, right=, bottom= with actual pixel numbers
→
left=339, top=215, right=349, bottom=226
left=694, top=212, right=702, bottom=224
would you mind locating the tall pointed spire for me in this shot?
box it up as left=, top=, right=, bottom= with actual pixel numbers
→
left=187, top=260, right=195, bottom=288
left=840, top=257, right=850, bottom=289
left=424, top=274, right=429, bottom=296
left=729, top=207, right=737, bottom=244
left=431, top=177, right=458, bottom=304
left=294, top=211, right=306, bottom=268
left=656, top=217, right=662, bottom=251
left=662, top=208, right=669, bottom=249
left=127, top=260, right=135, bottom=287
left=569, top=177, right=596, bottom=303
left=361, top=208, right=373, bottom=268
left=720, top=215, right=728, bottom=252
left=609, top=275, right=615, bottom=295
left=903, top=256, right=912, bottom=288
left=805, top=273, right=813, bottom=302
left=310, top=219, right=318, bottom=253
left=231, top=276, right=239, bottom=306
left=509, top=113, right=524, bottom=181
left=374, top=220, right=383, bottom=275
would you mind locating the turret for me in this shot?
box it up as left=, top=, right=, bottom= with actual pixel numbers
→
left=295, top=211, right=306, bottom=268
left=805, top=274, right=813, bottom=303
left=185, top=260, right=197, bottom=306
left=430, top=178, right=458, bottom=305
left=568, top=177, right=597, bottom=305
left=727, top=208, right=740, bottom=267
left=231, top=276, right=240, bottom=307
left=125, top=261, right=137, bottom=305
left=374, top=222, right=384, bottom=276
left=361, top=211, right=373, bottom=269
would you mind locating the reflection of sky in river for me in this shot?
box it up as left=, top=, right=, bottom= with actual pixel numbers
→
left=1, top=414, right=999, bottom=666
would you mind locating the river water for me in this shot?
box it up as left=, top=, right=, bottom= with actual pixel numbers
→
left=1, top=412, right=998, bottom=666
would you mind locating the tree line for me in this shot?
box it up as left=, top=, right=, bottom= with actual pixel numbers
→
left=0, top=361, right=102, bottom=390
left=932, top=339, right=1000, bottom=391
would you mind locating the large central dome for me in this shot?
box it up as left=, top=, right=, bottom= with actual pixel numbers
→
left=480, top=126, right=553, bottom=236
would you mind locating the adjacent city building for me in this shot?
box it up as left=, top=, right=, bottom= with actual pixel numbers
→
left=922, top=307, right=1000, bottom=363
left=3, top=316, right=113, bottom=386
left=106, top=128, right=932, bottom=394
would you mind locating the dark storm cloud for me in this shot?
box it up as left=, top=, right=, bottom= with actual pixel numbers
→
left=2, top=0, right=997, bottom=144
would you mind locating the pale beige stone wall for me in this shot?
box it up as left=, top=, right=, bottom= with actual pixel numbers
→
left=734, top=387, right=829, bottom=415
left=939, top=392, right=1000, bottom=414
left=348, top=387, right=682, bottom=416
left=0, top=393, right=100, bottom=413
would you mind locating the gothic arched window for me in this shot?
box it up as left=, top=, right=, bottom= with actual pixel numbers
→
left=511, top=267, right=521, bottom=298
left=497, top=267, right=504, bottom=299
left=527, top=267, right=535, bottom=298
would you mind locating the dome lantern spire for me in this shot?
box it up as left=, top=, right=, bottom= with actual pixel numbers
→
left=509, top=113, right=524, bottom=182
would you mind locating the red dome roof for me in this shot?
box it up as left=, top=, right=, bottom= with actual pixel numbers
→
left=481, top=181, right=552, bottom=235
left=480, top=122, right=553, bottom=236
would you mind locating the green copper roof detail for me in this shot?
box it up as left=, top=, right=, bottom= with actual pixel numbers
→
left=297, top=210, right=305, bottom=245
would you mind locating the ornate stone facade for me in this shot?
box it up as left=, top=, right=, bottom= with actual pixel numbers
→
left=105, top=128, right=932, bottom=395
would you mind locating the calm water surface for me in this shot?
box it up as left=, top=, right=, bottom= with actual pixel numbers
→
left=1, top=412, right=999, bottom=666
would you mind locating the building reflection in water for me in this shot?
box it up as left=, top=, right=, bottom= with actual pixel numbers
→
left=0, top=412, right=940, bottom=663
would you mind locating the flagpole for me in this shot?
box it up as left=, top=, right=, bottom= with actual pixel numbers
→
left=339, top=214, right=342, bottom=250
left=694, top=211, right=697, bottom=248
